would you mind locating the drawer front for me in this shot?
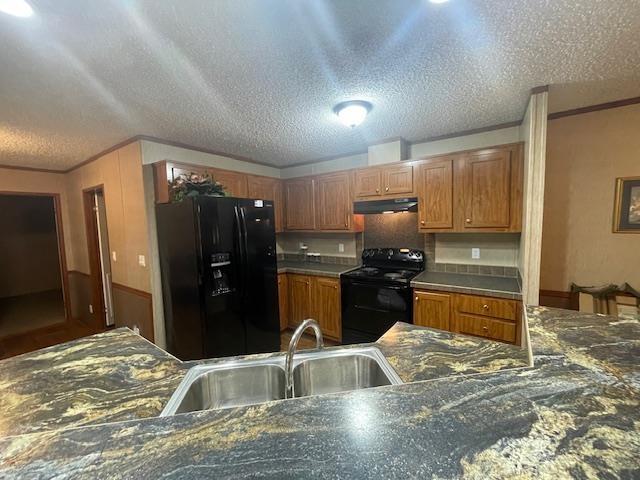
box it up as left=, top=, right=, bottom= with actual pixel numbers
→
left=455, top=294, right=517, bottom=321
left=456, top=313, right=516, bottom=344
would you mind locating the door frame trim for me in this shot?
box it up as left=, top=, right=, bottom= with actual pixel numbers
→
left=82, top=185, right=108, bottom=329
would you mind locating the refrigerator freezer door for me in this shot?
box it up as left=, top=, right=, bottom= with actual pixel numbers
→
left=197, top=197, right=247, bottom=358
left=237, top=199, right=280, bottom=354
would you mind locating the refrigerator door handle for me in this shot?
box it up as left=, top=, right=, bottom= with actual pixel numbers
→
left=239, top=206, right=251, bottom=302
left=233, top=205, right=246, bottom=300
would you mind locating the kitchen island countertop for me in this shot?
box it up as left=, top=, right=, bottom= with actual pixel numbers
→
left=0, top=307, right=638, bottom=478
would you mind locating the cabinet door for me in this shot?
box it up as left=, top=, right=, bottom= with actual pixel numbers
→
left=284, top=178, right=315, bottom=230
left=354, top=169, right=382, bottom=197
left=461, top=149, right=511, bottom=228
left=278, top=274, right=288, bottom=331
left=211, top=169, right=248, bottom=198
left=247, top=175, right=284, bottom=232
left=312, top=277, right=341, bottom=341
left=413, top=291, right=451, bottom=331
left=315, top=173, right=351, bottom=230
left=288, top=274, right=312, bottom=328
left=418, top=159, right=453, bottom=230
left=382, top=165, right=413, bottom=195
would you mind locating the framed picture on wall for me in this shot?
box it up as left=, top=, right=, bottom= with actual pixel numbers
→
left=613, top=176, right=640, bottom=233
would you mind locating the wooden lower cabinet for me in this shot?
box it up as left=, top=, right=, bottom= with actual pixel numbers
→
left=311, top=277, right=341, bottom=341
left=277, top=274, right=288, bottom=331
left=413, top=291, right=451, bottom=331
left=285, top=273, right=341, bottom=342
left=413, top=289, right=520, bottom=345
left=287, top=274, right=312, bottom=329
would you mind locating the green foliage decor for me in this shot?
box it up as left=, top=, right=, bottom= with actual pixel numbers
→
left=169, top=172, right=227, bottom=203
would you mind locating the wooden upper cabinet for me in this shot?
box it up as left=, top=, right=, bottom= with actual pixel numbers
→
left=315, top=172, right=352, bottom=230
left=211, top=169, right=248, bottom=198
left=284, top=177, right=315, bottom=230
left=354, top=169, right=382, bottom=197
left=418, top=158, right=453, bottom=231
left=311, top=276, right=341, bottom=341
left=459, top=149, right=512, bottom=229
left=354, top=164, right=413, bottom=198
left=413, top=290, right=451, bottom=331
left=383, top=164, right=413, bottom=195
left=247, top=175, right=284, bottom=232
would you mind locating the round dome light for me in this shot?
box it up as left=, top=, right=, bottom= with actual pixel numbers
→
left=334, top=100, right=372, bottom=128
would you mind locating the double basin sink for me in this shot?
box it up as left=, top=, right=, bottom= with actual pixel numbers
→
left=161, top=346, right=402, bottom=416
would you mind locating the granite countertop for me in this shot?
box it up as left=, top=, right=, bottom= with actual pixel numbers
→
left=411, top=271, right=522, bottom=300
left=277, top=261, right=358, bottom=277
left=0, top=329, right=186, bottom=437
left=1, top=308, right=638, bottom=478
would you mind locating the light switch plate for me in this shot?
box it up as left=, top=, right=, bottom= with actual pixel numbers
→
left=89, top=304, right=94, bottom=314
left=111, top=251, right=117, bottom=262
left=338, top=243, right=345, bottom=253
left=472, top=248, right=480, bottom=259
left=138, top=255, right=146, bottom=267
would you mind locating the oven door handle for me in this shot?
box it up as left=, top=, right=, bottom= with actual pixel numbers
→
left=349, top=281, right=408, bottom=291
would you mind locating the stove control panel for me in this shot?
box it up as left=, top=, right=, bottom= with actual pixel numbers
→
left=361, top=248, right=424, bottom=263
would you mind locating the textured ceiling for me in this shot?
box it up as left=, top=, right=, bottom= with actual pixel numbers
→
left=1, top=0, right=639, bottom=170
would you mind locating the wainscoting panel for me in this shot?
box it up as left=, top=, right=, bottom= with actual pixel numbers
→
left=112, top=284, right=154, bottom=342
left=66, top=271, right=93, bottom=325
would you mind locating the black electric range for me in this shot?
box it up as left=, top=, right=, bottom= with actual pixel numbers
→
left=341, top=248, right=425, bottom=344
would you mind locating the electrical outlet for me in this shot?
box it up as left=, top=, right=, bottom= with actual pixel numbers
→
left=338, top=243, right=345, bottom=253
left=89, top=304, right=94, bottom=314
left=138, top=255, right=146, bottom=267
left=472, top=248, right=480, bottom=259
left=111, top=251, right=117, bottom=262
left=133, top=325, right=140, bottom=335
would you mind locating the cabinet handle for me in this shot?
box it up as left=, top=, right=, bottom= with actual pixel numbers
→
left=334, top=285, right=338, bottom=289
left=385, top=186, right=389, bottom=192
left=420, top=220, right=426, bottom=225
left=465, top=218, right=472, bottom=223
left=482, top=326, right=489, bottom=332
left=415, top=296, right=419, bottom=301
left=375, top=188, right=380, bottom=193
left=482, top=304, right=489, bottom=310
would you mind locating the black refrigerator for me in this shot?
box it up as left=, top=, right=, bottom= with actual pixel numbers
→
left=156, top=196, right=280, bottom=360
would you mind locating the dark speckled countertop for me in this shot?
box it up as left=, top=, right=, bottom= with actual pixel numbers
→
left=0, top=307, right=638, bottom=478
left=411, top=271, right=522, bottom=299
left=277, top=261, right=357, bottom=277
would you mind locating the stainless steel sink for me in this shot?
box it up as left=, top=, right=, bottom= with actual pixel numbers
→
left=292, top=350, right=397, bottom=398
left=161, top=347, right=402, bottom=416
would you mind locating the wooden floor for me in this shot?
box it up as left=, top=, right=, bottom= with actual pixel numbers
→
left=279, top=329, right=340, bottom=352
left=0, top=320, right=102, bottom=360
left=0, top=289, right=66, bottom=338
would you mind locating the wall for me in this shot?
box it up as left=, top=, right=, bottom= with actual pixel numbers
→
left=363, top=213, right=424, bottom=250
left=280, top=152, right=367, bottom=179
left=409, top=126, right=522, bottom=159
left=435, top=234, right=520, bottom=267
left=0, top=195, right=62, bottom=298
left=276, top=232, right=360, bottom=259
left=541, top=103, right=640, bottom=292
left=518, top=91, right=548, bottom=306
left=141, top=140, right=280, bottom=178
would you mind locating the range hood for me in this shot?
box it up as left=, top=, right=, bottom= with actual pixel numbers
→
left=354, top=197, right=418, bottom=214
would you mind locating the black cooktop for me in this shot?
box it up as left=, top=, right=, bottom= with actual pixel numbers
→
left=342, top=248, right=425, bottom=285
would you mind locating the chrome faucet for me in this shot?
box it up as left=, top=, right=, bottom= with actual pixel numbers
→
left=285, top=318, right=324, bottom=398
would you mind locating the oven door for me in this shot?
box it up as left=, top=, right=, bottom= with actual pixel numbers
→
left=341, top=279, right=412, bottom=343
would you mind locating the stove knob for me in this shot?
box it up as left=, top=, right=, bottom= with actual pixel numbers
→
left=388, top=249, right=394, bottom=256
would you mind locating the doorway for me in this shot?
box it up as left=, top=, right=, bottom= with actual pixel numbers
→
left=82, top=187, right=115, bottom=331
left=0, top=193, right=69, bottom=338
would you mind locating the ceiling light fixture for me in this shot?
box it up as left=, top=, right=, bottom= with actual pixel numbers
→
left=0, top=0, right=33, bottom=17
left=429, top=0, right=449, bottom=4
left=334, top=100, right=372, bottom=128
